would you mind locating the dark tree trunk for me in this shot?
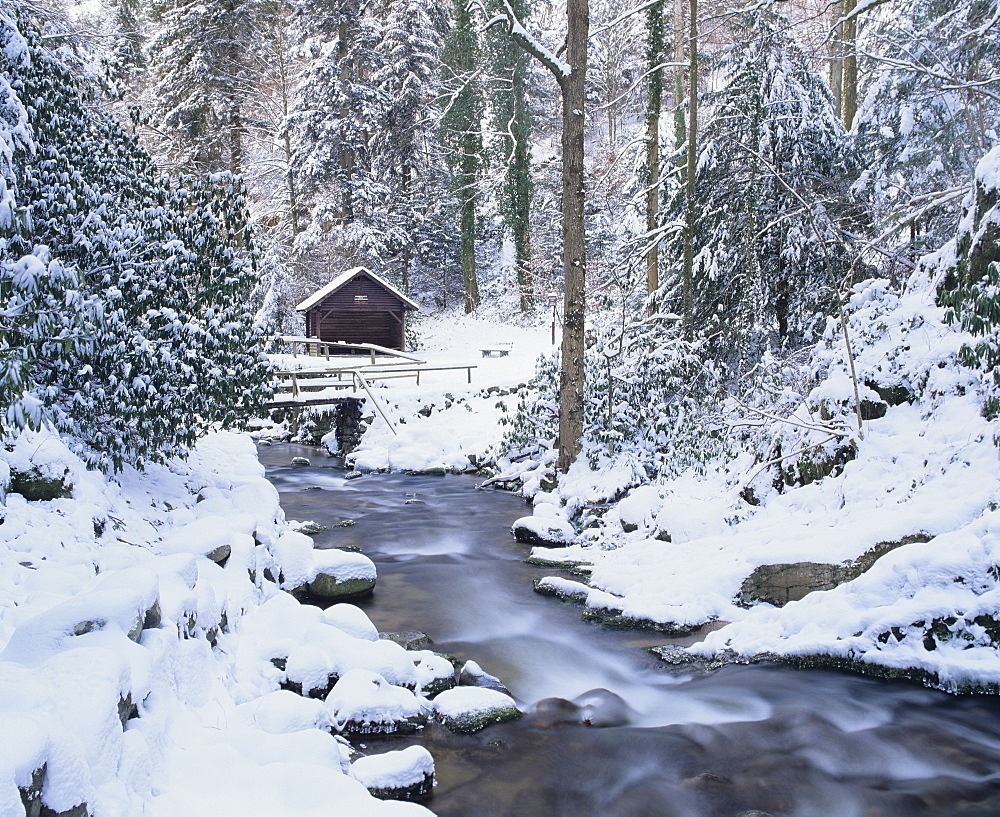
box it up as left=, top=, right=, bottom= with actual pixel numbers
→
left=842, top=0, right=858, bottom=128
left=645, top=0, right=665, bottom=304
left=460, top=136, right=480, bottom=312
left=495, top=0, right=589, bottom=471
left=556, top=0, right=589, bottom=471
left=681, top=0, right=698, bottom=341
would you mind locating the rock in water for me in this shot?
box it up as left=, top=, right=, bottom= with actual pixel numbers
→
left=511, top=515, right=575, bottom=547
left=458, top=660, right=511, bottom=695
left=351, top=745, right=435, bottom=801
left=308, top=550, right=377, bottom=601
left=432, top=687, right=521, bottom=733
left=572, top=688, right=631, bottom=727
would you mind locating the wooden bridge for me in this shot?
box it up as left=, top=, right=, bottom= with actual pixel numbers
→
left=267, top=337, right=477, bottom=435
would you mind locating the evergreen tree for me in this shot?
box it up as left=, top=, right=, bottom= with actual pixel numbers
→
left=372, top=0, right=445, bottom=290
left=854, top=0, right=1000, bottom=263
left=937, top=146, right=1000, bottom=419
left=147, top=0, right=283, bottom=174
left=666, top=6, right=857, bottom=376
left=483, top=0, right=534, bottom=311
left=440, top=0, right=483, bottom=313
left=1, top=11, right=272, bottom=471
left=285, top=0, right=398, bottom=276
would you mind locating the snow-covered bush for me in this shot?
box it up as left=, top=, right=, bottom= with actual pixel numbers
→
left=0, top=10, right=273, bottom=471
left=937, top=147, right=1000, bottom=420
left=499, top=313, right=723, bottom=488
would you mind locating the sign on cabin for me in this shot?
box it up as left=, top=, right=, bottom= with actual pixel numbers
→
left=295, top=267, right=419, bottom=352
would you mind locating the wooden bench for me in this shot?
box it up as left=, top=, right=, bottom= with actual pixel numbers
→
left=481, top=347, right=511, bottom=358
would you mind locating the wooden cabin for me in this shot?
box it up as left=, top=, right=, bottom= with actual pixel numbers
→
left=295, top=267, right=419, bottom=351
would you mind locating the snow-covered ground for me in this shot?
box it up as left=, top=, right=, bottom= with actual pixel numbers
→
left=271, top=275, right=1000, bottom=695
left=4, top=264, right=1000, bottom=814
left=0, top=430, right=448, bottom=816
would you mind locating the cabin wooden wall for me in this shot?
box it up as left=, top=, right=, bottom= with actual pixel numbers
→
left=305, top=273, right=408, bottom=350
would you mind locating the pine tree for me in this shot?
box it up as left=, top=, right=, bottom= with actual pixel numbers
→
left=285, top=0, right=398, bottom=277
left=147, top=0, right=283, bottom=175
left=372, top=0, right=445, bottom=291
left=854, top=0, right=1000, bottom=262
left=440, top=0, right=483, bottom=313
left=483, top=0, right=534, bottom=311
left=937, top=146, right=1000, bottom=419
left=667, top=6, right=857, bottom=376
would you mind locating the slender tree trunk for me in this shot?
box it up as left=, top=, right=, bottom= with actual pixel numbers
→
left=401, top=162, right=412, bottom=291
left=338, top=20, right=356, bottom=223
left=494, top=0, right=588, bottom=470
left=681, top=0, right=697, bottom=341
left=557, top=0, right=589, bottom=472
left=512, top=119, right=534, bottom=311
left=461, top=137, right=480, bottom=312
left=842, top=0, right=858, bottom=128
left=673, top=0, right=685, bottom=152
left=645, top=0, right=665, bottom=304
left=829, top=0, right=844, bottom=122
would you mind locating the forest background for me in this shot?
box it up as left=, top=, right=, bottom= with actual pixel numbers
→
left=0, top=0, right=998, bottom=484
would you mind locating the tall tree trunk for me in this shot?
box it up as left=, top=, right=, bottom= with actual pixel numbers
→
left=461, top=136, right=480, bottom=312
left=829, top=0, right=844, bottom=122
left=512, top=116, right=533, bottom=312
left=338, top=20, right=356, bottom=223
left=673, top=0, right=685, bottom=152
left=495, top=0, right=588, bottom=471
left=401, top=162, right=412, bottom=291
left=645, top=0, right=665, bottom=304
left=842, top=0, right=858, bottom=128
left=557, top=0, right=589, bottom=472
left=681, top=0, right=697, bottom=341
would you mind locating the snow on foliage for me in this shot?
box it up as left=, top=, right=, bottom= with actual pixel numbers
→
left=0, top=9, right=273, bottom=472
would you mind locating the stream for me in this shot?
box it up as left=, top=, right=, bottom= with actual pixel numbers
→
left=258, top=443, right=1000, bottom=817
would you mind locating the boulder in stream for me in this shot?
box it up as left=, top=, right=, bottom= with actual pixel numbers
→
left=308, top=550, right=377, bottom=601
left=511, top=515, right=575, bottom=547
left=326, top=669, right=428, bottom=735
left=432, top=686, right=521, bottom=733
left=458, top=660, right=510, bottom=696
left=351, top=745, right=435, bottom=802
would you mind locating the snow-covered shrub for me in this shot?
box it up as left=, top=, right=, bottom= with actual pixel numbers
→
left=499, top=314, right=723, bottom=487
left=937, top=147, right=1000, bottom=420
left=0, top=11, right=273, bottom=471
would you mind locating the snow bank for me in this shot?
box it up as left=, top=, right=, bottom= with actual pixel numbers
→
left=515, top=274, right=1000, bottom=691
left=0, top=429, right=434, bottom=816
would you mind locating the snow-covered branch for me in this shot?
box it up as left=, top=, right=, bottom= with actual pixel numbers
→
left=474, top=0, right=571, bottom=82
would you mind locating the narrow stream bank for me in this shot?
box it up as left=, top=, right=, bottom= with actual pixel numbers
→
left=259, top=443, right=1000, bottom=817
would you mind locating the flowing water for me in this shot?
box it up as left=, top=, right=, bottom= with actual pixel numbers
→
left=259, top=443, right=1000, bottom=817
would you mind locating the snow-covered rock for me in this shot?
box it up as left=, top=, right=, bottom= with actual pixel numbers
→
left=326, top=670, right=427, bottom=735
left=511, top=514, right=575, bottom=547
left=351, top=745, right=434, bottom=801
left=431, top=686, right=521, bottom=733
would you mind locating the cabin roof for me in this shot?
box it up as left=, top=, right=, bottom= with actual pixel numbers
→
left=295, top=266, right=420, bottom=313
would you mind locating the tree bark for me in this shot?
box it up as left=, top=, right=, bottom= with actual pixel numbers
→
left=645, top=0, right=665, bottom=304
left=681, top=0, right=697, bottom=341
left=673, top=0, right=686, bottom=150
left=555, top=0, right=589, bottom=472
left=493, top=0, right=588, bottom=471
left=461, top=136, right=480, bottom=312
left=842, top=0, right=858, bottom=129
left=829, top=0, right=844, bottom=122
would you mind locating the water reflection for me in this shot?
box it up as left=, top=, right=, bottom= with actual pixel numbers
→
left=259, top=444, right=1000, bottom=817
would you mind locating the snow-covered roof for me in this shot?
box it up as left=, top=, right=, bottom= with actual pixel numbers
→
left=294, top=267, right=419, bottom=312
